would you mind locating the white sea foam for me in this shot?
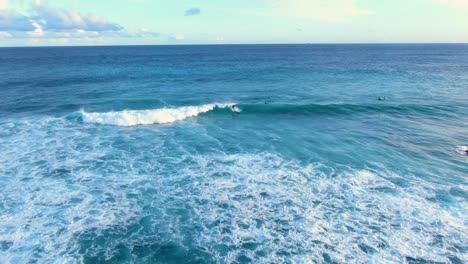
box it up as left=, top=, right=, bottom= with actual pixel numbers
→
left=80, top=103, right=235, bottom=126
left=0, top=117, right=466, bottom=263
left=185, top=154, right=467, bottom=263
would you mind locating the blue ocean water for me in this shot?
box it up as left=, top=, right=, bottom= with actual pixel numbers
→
left=0, top=44, right=467, bottom=263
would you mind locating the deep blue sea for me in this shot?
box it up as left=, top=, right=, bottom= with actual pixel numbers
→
left=0, top=44, right=467, bottom=263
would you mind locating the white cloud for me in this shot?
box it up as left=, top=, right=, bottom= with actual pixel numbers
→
left=32, top=0, right=122, bottom=32
left=27, top=38, right=41, bottom=45
left=0, top=0, right=129, bottom=44
left=26, top=21, right=44, bottom=37
left=49, top=37, right=70, bottom=44
left=51, top=29, right=99, bottom=38
left=0, top=31, right=11, bottom=37
left=135, top=28, right=159, bottom=37
left=0, top=10, right=35, bottom=31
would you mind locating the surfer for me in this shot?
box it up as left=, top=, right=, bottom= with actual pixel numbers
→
left=231, top=104, right=240, bottom=112
left=378, top=96, right=388, bottom=101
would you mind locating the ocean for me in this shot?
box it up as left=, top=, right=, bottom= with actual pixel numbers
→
left=0, top=44, right=467, bottom=263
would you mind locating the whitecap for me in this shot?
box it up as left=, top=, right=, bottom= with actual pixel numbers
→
left=81, top=103, right=235, bottom=126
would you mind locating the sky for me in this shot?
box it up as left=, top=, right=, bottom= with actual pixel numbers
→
left=0, top=0, right=467, bottom=46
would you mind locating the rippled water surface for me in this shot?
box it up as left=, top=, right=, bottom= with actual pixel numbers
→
left=0, top=44, right=467, bottom=263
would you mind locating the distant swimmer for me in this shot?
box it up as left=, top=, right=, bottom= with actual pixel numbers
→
left=456, top=146, right=468, bottom=155
left=231, top=104, right=240, bottom=112
left=378, top=96, right=388, bottom=101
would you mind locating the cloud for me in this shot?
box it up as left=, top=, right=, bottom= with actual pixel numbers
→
left=168, top=33, right=185, bottom=42
left=49, top=29, right=98, bottom=38
left=0, top=31, right=11, bottom=37
left=32, top=1, right=123, bottom=32
left=0, top=0, right=122, bottom=36
left=26, top=21, right=44, bottom=37
left=0, top=27, right=161, bottom=43
left=184, top=8, right=201, bottom=16
left=111, top=28, right=159, bottom=38
left=0, top=10, right=36, bottom=31
left=0, top=0, right=149, bottom=44
left=135, top=28, right=159, bottom=37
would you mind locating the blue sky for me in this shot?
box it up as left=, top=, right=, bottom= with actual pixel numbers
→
left=0, top=0, right=467, bottom=46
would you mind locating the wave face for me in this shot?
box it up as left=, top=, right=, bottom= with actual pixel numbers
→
left=81, top=103, right=234, bottom=126
left=212, top=103, right=464, bottom=117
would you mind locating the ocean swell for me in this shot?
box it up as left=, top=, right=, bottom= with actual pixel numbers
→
left=79, top=103, right=465, bottom=127
left=81, top=103, right=235, bottom=126
left=232, top=103, right=463, bottom=117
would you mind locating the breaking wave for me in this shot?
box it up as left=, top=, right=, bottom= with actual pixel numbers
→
left=80, top=103, right=235, bottom=126
left=79, top=102, right=466, bottom=127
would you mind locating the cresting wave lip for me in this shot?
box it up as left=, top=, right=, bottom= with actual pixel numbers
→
left=80, top=103, right=235, bottom=126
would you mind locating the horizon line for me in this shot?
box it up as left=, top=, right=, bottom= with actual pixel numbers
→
left=1, top=42, right=468, bottom=48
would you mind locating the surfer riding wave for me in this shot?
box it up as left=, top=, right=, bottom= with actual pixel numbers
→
left=231, top=104, right=241, bottom=112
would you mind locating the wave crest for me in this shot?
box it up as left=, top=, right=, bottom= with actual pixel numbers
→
left=81, top=103, right=234, bottom=126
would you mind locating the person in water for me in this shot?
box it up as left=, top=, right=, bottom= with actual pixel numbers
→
left=231, top=104, right=240, bottom=112
left=378, top=96, right=388, bottom=101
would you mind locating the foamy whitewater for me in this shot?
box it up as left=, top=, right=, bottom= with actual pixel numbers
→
left=81, top=103, right=235, bottom=126
left=0, top=45, right=467, bottom=263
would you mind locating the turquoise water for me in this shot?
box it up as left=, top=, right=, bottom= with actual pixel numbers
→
left=0, top=44, right=467, bottom=263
